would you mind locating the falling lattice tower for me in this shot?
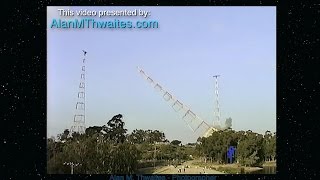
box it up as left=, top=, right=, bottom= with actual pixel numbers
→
left=70, top=50, right=87, bottom=135
left=213, top=75, right=221, bottom=128
left=136, top=67, right=218, bottom=138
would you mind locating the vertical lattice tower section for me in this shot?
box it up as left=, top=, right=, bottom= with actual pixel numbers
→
left=70, top=51, right=87, bottom=135
left=213, top=75, right=221, bottom=128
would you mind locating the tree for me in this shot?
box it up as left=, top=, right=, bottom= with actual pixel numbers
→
left=47, top=114, right=143, bottom=174
left=107, top=114, right=127, bottom=143
left=262, top=131, right=276, bottom=162
left=127, top=129, right=167, bottom=144
left=57, top=129, right=70, bottom=141
left=127, top=129, right=145, bottom=144
left=108, top=142, right=140, bottom=174
left=149, top=130, right=166, bottom=143
left=171, top=140, right=181, bottom=146
left=269, top=133, right=276, bottom=161
left=236, top=131, right=264, bottom=166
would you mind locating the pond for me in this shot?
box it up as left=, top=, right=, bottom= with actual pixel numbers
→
left=247, top=166, right=276, bottom=174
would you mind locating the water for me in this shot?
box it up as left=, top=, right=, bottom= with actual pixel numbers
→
left=248, top=166, right=276, bottom=174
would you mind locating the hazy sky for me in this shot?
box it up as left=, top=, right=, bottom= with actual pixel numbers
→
left=47, top=6, right=276, bottom=143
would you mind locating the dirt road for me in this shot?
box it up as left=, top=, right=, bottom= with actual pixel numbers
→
left=152, top=160, right=225, bottom=174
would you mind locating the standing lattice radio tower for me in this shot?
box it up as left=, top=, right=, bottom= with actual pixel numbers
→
left=213, top=75, right=221, bottom=128
left=70, top=50, right=87, bottom=135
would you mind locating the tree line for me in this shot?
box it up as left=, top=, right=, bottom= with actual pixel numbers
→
left=47, top=114, right=276, bottom=174
left=47, top=114, right=189, bottom=173
left=195, top=129, right=276, bottom=167
left=47, top=114, right=141, bottom=174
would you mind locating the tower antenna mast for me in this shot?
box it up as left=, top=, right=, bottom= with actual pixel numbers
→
left=136, top=66, right=218, bottom=137
left=70, top=50, right=87, bottom=135
left=213, top=75, right=221, bottom=128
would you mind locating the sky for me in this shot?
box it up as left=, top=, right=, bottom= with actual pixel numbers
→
left=47, top=6, right=276, bottom=144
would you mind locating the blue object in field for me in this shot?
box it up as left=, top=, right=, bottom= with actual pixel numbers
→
left=227, top=146, right=236, bottom=163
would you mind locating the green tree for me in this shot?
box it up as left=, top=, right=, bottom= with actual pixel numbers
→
left=171, top=140, right=181, bottom=146
left=107, top=114, right=127, bottom=143
left=57, top=129, right=70, bottom=141
left=236, top=131, right=264, bottom=166
left=47, top=114, right=142, bottom=174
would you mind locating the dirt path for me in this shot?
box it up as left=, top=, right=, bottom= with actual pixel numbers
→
left=152, top=160, right=225, bottom=174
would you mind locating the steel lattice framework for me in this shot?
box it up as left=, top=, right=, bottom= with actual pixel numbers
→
left=70, top=51, right=87, bottom=135
left=137, top=67, right=219, bottom=138
left=213, top=75, right=221, bottom=128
